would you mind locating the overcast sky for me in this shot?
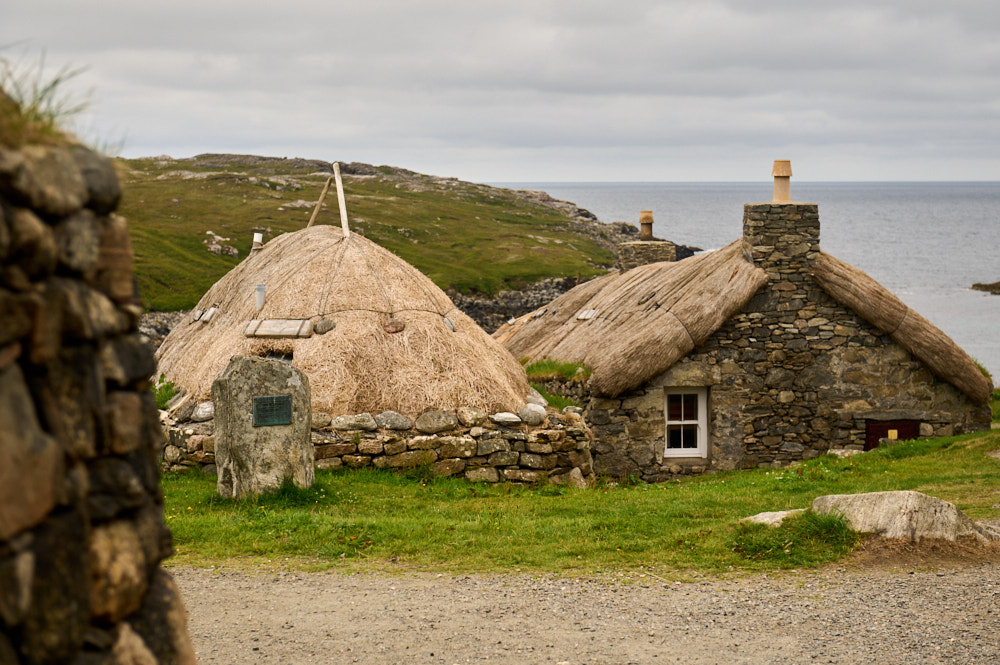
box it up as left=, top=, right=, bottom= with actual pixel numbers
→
left=5, top=1, right=1000, bottom=182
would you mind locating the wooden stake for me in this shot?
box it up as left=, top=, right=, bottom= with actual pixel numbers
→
left=333, top=162, right=350, bottom=238
left=306, top=175, right=333, bottom=228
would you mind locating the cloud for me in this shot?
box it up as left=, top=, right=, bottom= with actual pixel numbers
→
left=4, top=0, right=1000, bottom=180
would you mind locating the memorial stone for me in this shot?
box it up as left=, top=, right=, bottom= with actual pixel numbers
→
left=212, top=356, right=313, bottom=498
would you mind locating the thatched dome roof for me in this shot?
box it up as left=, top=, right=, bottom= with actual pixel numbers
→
left=156, top=225, right=529, bottom=417
left=496, top=240, right=991, bottom=404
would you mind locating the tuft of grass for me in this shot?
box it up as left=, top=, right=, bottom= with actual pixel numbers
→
left=973, top=358, right=994, bottom=388
left=530, top=383, right=579, bottom=411
left=731, top=511, right=861, bottom=567
left=153, top=374, right=177, bottom=410
left=162, top=430, right=1000, bottom=575
left=523, top=359, right=591, bottom=382
left=0, top=54, right=86, bottom=148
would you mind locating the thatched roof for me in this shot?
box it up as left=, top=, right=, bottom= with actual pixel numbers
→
left=156, top=225, right=529, bottom=417
left=495, top=240, right=769, bottom=396
left=810, top=251, right=992, bottom=403
left=496, top=241, right=991, bottom=404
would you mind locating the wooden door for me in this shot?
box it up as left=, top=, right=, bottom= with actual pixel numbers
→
left=865, top=419, right=920, bottom=450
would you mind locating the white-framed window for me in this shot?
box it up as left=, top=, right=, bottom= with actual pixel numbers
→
left=664, top=387, right=708, bottom=458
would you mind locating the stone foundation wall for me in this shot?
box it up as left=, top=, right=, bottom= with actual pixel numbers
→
left=586, top=203, right=991, bottom=482
left=0, top=142, right=194, bottom=662
left=162, top=407, right=595, bottom=487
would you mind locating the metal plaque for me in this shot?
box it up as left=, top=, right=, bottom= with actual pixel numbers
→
left=252, top=394, right=293, bottom=427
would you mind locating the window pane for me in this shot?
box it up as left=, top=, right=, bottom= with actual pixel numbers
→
left=667, top=394, right=683, bottom=421
left=682, top=395, right=697, bottom=421
left=667, top=426, right=682, bottom=449
left=682, top=424, right=698, bottom=448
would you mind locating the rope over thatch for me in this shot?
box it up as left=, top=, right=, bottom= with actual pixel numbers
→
left=495, top=241, right=769, bottom=397
left=156, top=225, right=529, bottom=417
left=810, top=251, right=991, bottom=404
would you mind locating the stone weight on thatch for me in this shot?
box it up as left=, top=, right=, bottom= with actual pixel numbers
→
left=212, top=356, right=314, bottom=498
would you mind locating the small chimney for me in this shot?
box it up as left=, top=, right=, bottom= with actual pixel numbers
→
left=255, top=284, right=266, bottom=312
left=639, top=211, right=654, bottom=241
left=771, top=160, right=792, bottom=202
left=744, top=160, right=818, bottom=271
left=251, top=232, right=264, bottom=252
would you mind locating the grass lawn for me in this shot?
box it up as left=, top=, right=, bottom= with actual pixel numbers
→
left=162, top=430, right=1000, bottom=576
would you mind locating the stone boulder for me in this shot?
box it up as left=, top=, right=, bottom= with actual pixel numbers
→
left=812, top=490, right=999, bottom=543
left=414, top=410, right=458, bottom=434
left=374, top=410, right=413, bottom=430
left=517, top=403, right=547, bottom=426
left=212, top=356, right=314, bottom=498
left=331, top=413, right=377, bottom=431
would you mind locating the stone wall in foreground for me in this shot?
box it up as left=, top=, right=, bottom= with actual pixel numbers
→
left=0, top=141, right=195, bottom=664
left=162, top=405, right=595, bottom=487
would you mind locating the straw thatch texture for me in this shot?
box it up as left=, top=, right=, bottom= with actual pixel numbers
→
left=811, top=251, right=991, bottom=404
left=156, top=225, right=529, bottom=416
left=495, top=241, right=769, bottom=397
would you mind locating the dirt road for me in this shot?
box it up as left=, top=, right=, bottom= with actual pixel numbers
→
left=172, top=550, right=1000, bottom=665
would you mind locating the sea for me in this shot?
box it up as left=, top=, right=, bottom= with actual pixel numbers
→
left=494, top=181, right=1000, bottom=382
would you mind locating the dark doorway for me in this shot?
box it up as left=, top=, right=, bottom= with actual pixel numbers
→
left=865, top=419, right=920, bottom=450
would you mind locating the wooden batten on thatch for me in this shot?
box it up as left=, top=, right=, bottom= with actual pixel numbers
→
left=810, top=252, right=992, bottom=404
left=496, top=240, right=769, bottom=397
left=156, top=225, right=529, bottom=417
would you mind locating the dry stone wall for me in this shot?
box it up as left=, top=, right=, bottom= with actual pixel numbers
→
left=163, top=405, right=595, bottom=487
left=0, top=141, right=194, bottom=664
left=587, top=203, right=991, bottom=482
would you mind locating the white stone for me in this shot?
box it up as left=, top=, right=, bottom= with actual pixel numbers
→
left=190, top=401, right=215, bottom=422
left=517, top=403, right=547, bottom=426
left=526, top=387, right=548, bottom=407
left=489, top=412, right=522, bottom=425
left=741, top=509, right=807, bottom=527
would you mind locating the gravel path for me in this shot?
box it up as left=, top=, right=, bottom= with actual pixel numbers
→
left=172, top=554, right=999, bottom=665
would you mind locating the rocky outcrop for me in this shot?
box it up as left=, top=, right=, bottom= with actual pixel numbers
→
left=0, top=140, right=195, bottom=662
left=449, top=277, right=584, bottom=333
left=971, top=280, right=1000, bottom=295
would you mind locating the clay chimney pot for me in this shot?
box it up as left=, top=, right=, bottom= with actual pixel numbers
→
left=639, top=211, right=654, bottom=241
left=772, top=160, right=792, bottom=202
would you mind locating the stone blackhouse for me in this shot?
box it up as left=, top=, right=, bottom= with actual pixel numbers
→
left=496, top=167, right=992, bottom=481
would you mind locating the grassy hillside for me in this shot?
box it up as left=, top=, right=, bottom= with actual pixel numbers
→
left=115, top=155, right=616, bottom=311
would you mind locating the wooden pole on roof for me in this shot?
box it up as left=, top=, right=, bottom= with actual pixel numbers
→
left=333, top=162, right=351, bottom=238
left=306, top=175, right=333, bottom=228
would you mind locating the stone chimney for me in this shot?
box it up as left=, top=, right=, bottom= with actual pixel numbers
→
left=743, top=160, right=819, bottom=275
left=617, top=210, right=677, bottom=271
